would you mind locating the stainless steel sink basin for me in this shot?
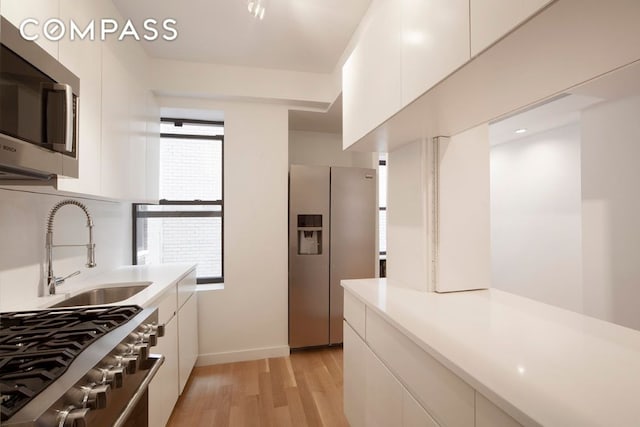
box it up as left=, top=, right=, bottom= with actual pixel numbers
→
left=52, top=282, right=152, bottom=308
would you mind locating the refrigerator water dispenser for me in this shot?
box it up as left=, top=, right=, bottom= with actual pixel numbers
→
left=297, top=214, right=322, bottom=255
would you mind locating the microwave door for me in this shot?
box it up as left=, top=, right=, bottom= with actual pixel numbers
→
left=41, top=82, right=74, bottom=154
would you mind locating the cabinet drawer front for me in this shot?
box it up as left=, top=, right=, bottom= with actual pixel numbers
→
left=178, top=293, right=199, bottom=394
left=476, top=392, right=522, bottom=427
left=364, top=338, right=404, bottom=427
left=344, top=290, right=366, bottom=338
left=403, top=389, right=439, bottom=427
left=177, top=268, right=197, bottom=309
left=149, top=316, right=179, bottom=427
left=366, top=310, right=474, bottom=427
left=157, top=284, right=177, bottom=325
left=343, top=321, right=366, bottom=427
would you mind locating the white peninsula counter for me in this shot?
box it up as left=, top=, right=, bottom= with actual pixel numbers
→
left=342, top=278, right=640, bottom=427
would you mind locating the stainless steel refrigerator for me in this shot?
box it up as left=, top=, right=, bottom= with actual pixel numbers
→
left=289, top=165, right=376, bottom=349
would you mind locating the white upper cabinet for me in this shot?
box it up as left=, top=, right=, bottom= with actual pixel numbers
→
left=100, top=41, right=132, bottom=199
left=343, top=0, right=403, bottom=149
left=145, top=93, right=161, bottom=203
left=56, top=0, right=103, bottom=195
left=1, top=0, right=59, bottom=59
left=401, top=0, right=470, bottom=106
left=470, top=0, right=554, bottom=56
left=1, top=0, right=159, bottom=201
left=343, top=0, right=471, bottom=149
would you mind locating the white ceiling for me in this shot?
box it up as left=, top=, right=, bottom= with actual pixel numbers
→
left=489, top=94, right=603, bottom=146
left=112, top=0, right=371, bottom=73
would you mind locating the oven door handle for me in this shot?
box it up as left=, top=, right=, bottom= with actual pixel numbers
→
left=112, top=354, right=165, bottom=427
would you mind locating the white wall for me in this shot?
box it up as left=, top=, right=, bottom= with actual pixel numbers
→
left=289, top=130, right=374, bottom=168
left=490, top=124, right=583, bottom=312
left=581, top=96, right=640, bottom=330
left=0, top=190, right=130, bottom=310
left=386, top=140, right=430, bottom=290
left=158, top=98, right=290, bottom=364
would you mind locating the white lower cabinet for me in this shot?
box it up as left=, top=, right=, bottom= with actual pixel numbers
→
left=148, top=270, right=199, bottom=426
left=475, top=392, right=522, bottom=427
left=344, top=290, right=523, bottom=427
left=366, top=309, right=475, bottom=426
left=364, top=339, right=403, bottom=427
left=403, top=389, right=439, bottom=427
left=343, top=320, right=366, bottom=426
left=178, top=292, right=198, bottom=394
left=148, top=316, right=179, bottom=427
left=148, top=284, right=178, bottom=427
left=344, top=320, right=439, bottom=427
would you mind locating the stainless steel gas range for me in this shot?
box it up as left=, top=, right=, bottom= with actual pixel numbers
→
left=0, top=305, right=164, bottom=427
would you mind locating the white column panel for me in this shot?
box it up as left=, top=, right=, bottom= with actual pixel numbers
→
left=386, top=140, right=431, bottom=291
left=436, top=124, right=491, bottom=292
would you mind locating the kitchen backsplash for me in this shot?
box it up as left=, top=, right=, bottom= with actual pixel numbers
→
left=0, top=188, right=131, bottom=310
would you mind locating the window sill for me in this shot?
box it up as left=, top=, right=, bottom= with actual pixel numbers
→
left=197, top=283, right=224, bottom=292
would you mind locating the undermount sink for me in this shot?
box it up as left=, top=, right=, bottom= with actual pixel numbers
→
left=52, top=282, right=152, bottom=308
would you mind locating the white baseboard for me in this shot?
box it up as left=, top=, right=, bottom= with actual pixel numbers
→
left=196, top=345, right=291, bottom=366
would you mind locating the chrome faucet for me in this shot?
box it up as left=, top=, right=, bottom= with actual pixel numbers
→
left=46, top=199, right=97, bottom=295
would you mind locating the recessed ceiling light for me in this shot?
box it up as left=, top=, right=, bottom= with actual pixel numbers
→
left=514, top=128, right=528, bottom=134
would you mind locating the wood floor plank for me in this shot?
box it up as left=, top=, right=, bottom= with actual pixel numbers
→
left=274, top=405, right=293, bottom=427
left=268, top=357, right=288, bottom=408
left=283, top=357, right=297, bottom=388
left=285, top=386, right=309, bottom=427
left=167, top=347, right=347, bottom=427
left=212, top=384, right=232, bottom=425
left=228, top=405, right=243, bottom=427
left=243, top=395, right=260, bottom=427
left=257, top=371, right=276, bottom=427
left=291, top=370, right=323, bottom=427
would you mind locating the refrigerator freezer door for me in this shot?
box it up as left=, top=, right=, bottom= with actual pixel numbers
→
left=329, top=167, right=377, bottom=344
left=289, top=165, right=331, bottom=348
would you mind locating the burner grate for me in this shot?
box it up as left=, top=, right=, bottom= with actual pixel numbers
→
left=0, top=305, right=142, bottom=421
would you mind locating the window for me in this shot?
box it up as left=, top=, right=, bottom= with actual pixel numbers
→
left=379, top=154, right=387, bottom=277
left=133, top=118, right=224, bottom=283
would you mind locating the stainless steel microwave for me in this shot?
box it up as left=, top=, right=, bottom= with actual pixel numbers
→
left=0, top=16, right=80, bottom=180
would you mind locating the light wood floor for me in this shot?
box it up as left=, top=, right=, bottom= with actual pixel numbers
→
left=167, top=347, right=349, bottom=427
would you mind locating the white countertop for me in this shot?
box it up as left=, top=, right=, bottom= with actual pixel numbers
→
left=342, top=278, right=640, bottom=427
left=2, top=263, right=196, bottom=312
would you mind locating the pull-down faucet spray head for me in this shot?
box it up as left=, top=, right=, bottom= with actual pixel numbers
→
left=46, top=199, right=97, bottom=295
